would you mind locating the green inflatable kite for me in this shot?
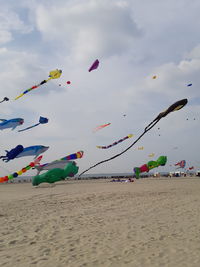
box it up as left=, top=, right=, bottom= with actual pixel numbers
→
left=32, top=161, right=79, bottom=186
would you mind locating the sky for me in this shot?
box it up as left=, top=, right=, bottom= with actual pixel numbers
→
left=0, top=0, right=200, bottom=176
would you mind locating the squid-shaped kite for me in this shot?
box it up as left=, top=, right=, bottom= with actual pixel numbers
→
left=79, top=99, right=188, bottom=177
left=18, top=116, right=48, bottom=132
left=15, top=69, right=62, bottom=100
left=97, top=134, right=133, bottom=149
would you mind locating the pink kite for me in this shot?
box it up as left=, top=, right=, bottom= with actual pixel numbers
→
left=93, top=123, right=111, bottom=132
left=88, top=59, right=99, bottom=72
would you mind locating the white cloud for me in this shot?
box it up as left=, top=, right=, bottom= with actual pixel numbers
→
left=35, top=0, right=142, bottom=61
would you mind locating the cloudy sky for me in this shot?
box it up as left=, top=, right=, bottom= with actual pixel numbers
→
left=0, top=0, right=200, bottom=176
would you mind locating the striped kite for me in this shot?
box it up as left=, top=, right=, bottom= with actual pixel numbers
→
left=97, top=134, right=133, bottom=149
left=15, top=69, right=62, bottom=100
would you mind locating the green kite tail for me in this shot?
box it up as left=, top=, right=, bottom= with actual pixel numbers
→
left=32, top=162, right=79, bottom=186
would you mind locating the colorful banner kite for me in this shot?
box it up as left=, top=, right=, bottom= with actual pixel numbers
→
left=15, top=69, right=62, bottom=100
left=0, top=156, right=42, bottom=183
left=97, top=134, right=133, bottom=149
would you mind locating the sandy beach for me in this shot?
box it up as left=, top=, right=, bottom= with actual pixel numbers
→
left=0, top=177, right=200, bottom=267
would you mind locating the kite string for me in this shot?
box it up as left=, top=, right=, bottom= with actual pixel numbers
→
left=79, top=119, right=160, bottom=176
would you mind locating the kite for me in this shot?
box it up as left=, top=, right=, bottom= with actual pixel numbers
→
left=34, top=151, right=84, bottom=175
left=0, top=145, right=49, bottom=162
left=59, top=151, right=84, bottom=161
left=0, top=97, right=9, bottom=103
left=175, top=160, right=186, bottom=168
left=138, top=146, right=144, bottom=150
left=66, top=81, right=71, bottom=84
left=0, top=145, right=24, bottom=162
left=134, top=156, right=167, bottom=179
left=93, top=123, right=111, bottom=132
left=188, top=166, right=194, bottom=170
left=15, top=69, right=62, bottom=100
left=18, top=116, right=48, bottom=132
left=79, top=99, right=188, bottom=177
left=152, top=75, right=157, bottom=79
left=88, top=59, right=99, bottom=72
left=32, top=161, right=79, bottom=186
left=0, top=118, right=24, bottom=131
left=148, top=153, right=155, bottom=157
left=0, top=156, right=43, bottom=183
left=187, top=83, right=192, bottom=87
left=97, top=134, right=133, bottom=149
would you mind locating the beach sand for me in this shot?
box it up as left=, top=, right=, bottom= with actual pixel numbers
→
left=0, top=177, right=200, bottom=267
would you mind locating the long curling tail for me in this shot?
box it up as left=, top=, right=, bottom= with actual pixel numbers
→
left=15, top=93, right=24, bottom=100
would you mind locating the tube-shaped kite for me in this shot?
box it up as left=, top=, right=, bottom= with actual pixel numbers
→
left=15, top=69, right=62, bottom=100
left=93, top=123, right=111, bottom=132
left=0, top=156, right=42, bottom=183
left=18, top=116, right=48, bottom=132
left=133, top=156, right=167, bottom=179
left=97, top=134, right=133, bottom=149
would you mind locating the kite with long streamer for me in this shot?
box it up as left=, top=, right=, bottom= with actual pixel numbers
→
left=15, top=69, right=62, bottom=100
left=0, top=156, right=42, bottom=183
left=97, top=134, right=133, bottom=149
left=79, top=99, right=188, bottom=176
left=18, top=116, right=48, bottom=132
left=93, top=123, right=111, bottom=132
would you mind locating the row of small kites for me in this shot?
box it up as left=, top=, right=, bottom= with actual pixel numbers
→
left=0, top=59, right=99, bottom=103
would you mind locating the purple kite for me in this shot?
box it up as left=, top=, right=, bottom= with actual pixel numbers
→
left=88, top=59, right=99, bottom=72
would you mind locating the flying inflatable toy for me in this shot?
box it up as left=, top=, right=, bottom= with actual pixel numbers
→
left=0, top=118, right=24, bottom=131
left=133, top=156, right=167, bottom=179
left=32, top=161, right=79, bottom=186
